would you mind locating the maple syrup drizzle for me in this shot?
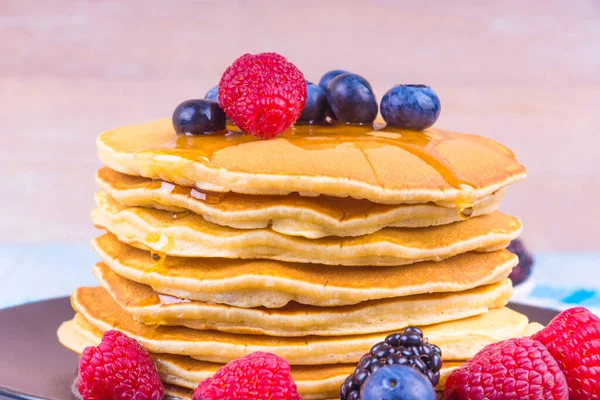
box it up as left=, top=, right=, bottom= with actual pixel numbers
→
left=139, top=233, right=172, bottom=273
left=134, top=122, right=481, bottom=217
left=151, top=180, right=225, bottom=205
left=171, top=211, right=191, bottom=220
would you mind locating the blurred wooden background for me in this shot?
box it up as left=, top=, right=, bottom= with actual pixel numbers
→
left=1, top=0, right=599, bottom=250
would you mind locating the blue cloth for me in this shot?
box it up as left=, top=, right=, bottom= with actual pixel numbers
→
left=0, top=243, right=98, bottom=309
left=519, top=252, right=600, bottom=314
left=0, top=244, right=599, bottom=312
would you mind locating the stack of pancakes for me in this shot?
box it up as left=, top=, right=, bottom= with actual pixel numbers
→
left=58, top=120, right=537, bottom=399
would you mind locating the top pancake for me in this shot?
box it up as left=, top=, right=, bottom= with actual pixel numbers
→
left=97, top=119, right=526, bottom=204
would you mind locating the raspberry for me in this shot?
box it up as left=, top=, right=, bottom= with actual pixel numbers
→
left=532, top=306, right=600, bottom=345
left=192, top=352, right=300, bottom=400
left=444, top=338, right=568, bottom=400
left=532, top=307, right=600, bottom=399
left=218, top=52, right=307, bottom=139
left=78, top=330, right=164, bottom=400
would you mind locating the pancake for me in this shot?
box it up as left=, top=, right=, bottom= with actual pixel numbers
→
left=97, top=167, right=505, bottom=238
left=97, top=119, right=526, bottom=204
left=92, top=191, right=522, bottom=266
left=93, top=234, right=517, bottom=308
left=71, top=287, right=533, bottom=365
left=94, top=262, right=513, bottom=336
left=58, top=317, right=463, bottom=398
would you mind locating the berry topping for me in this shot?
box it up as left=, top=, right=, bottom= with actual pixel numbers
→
left=381, top=84, right=441, bottom=130
left=78, top=330, right=163, bottom=400
left=204, top=86, right=219, bottom=103
left=340, top=326, right=442, bottom=400
left=444, top=338, right=568, bottom=400
left=533, top=307, right=600, bottom=344
left=218, top=52, right=307, bottom=140
left=507, top=239, right=535, bottom=286
left=192, top=351, right=300, bottom=400
left=360, top=365, right=436, bottom=400
left=298, top=81, right=328, bottom=123
left=326, top=73, right=378, bottom=124
left=532, top=307, right=600, bottom=400
left=318, top=69, right=348, bottom=90
left=172, top=99, right=226, bottom=135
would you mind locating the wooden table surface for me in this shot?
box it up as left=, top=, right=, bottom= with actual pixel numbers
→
left=1, top=0, right=599, bottom=251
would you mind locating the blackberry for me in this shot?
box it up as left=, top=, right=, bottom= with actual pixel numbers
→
left=340, top=326, right=442, bottom=400
left=507, top=239, right=534, bottom=286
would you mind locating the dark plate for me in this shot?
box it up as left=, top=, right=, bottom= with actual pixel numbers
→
left=0, top=297, right=559, bottom=400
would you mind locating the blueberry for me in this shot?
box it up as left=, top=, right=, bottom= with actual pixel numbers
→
left=507, top=239, right=534, bottom=285
left=381, top=85, right=441, bottom=130
left=318, top=69, right=348, bottom=90
left=204, top=86, right=219, bottom=102
left=172, top=99, right=226, bottom=135
left=361, top=365, right=436, bottom=400
left=317, top=71, right=348, bottom=120
left=298, top=82, right=327, bottom=123
left=326, top=73, right=378, bottom=124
